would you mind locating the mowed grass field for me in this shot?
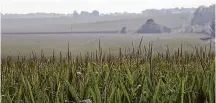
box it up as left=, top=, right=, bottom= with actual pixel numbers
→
left=1, top=33, right=213, bottom=58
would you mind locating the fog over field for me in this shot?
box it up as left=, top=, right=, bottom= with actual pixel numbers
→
left=2, top=1, right=216, bottom=103
left=2, top=13, right=192, bottom=33
left=1, top=4, right=215, bottom=57
left=2, top=33, right=214, bottom=58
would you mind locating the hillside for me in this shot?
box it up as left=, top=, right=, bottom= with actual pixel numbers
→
left=2, top=13, right=192, bottom=33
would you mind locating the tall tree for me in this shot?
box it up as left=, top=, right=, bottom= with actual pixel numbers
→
left=91, top=10, right=99, bottom=16
left=191, top=5, right=215, bottom=26
left=210, top=18, right=215, bottom=36
left=73, top=11, right=79, bottom=18
left=80, top=11, right=89, bottom=17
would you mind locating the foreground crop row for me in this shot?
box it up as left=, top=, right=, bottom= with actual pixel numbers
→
left=2, top=43, right=215, bottom=103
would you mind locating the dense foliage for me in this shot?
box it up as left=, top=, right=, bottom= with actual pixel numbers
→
left=2, top=42, right=215, bottom=103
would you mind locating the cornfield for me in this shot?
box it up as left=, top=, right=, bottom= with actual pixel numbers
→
left=1, top=40, right=215, bottom=103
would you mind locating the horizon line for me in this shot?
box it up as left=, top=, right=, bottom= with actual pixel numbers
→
left=2, top=4, right=215, bottom=15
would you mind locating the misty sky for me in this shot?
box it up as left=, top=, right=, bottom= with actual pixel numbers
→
left=2, top=0, right=215, bottom=14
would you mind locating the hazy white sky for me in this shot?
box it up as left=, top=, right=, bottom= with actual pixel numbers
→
left=1, top=0, right=215, bottom=14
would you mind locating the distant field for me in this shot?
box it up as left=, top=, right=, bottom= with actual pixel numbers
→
left=2, top=13, right=191, bottom=33
left=2, top=33, right=213, bottom=58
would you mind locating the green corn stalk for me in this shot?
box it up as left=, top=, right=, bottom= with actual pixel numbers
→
left=153, top=79, right=161, bottom=103
left=66, top=81, right=80, bottom=103
left=107, top=87, right=116, bottom=103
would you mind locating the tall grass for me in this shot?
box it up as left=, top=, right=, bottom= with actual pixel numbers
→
left=1, top=41, right=215, bottom=103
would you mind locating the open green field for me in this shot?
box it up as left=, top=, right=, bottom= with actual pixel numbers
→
left=2, top=33, right=213, bottom=58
